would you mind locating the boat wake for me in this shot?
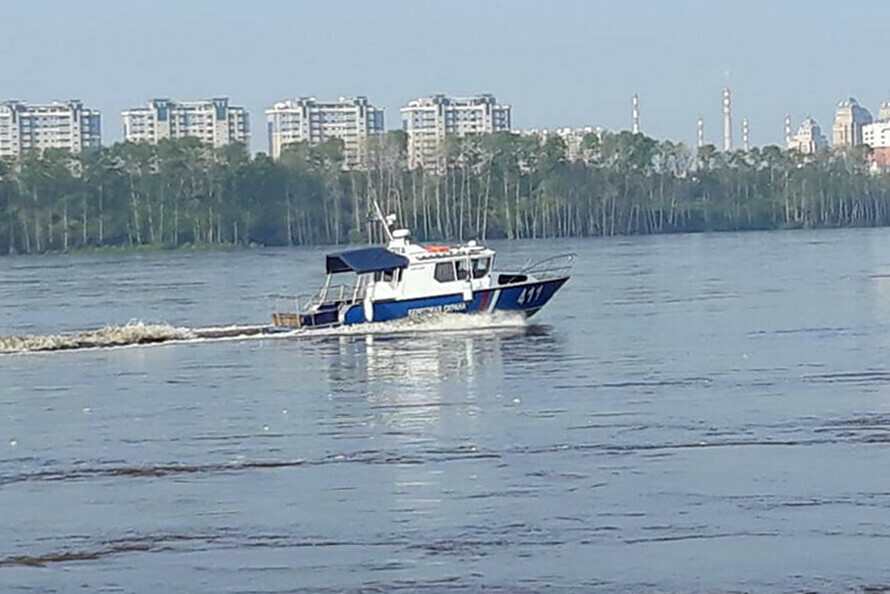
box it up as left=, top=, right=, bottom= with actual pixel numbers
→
left=0, top=313, right=529, bottom=356
left=304, top=311, right=528, bottom=337
left=0, top=322, right=195, bottom=355
left=0, top=321, right=274, bottom=356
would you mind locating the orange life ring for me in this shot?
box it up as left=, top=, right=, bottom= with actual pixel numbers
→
left=425, top=245, right=450, bottom=253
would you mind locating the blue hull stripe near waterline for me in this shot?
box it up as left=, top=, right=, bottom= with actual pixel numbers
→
left=338, top=277, right=569, bottom=326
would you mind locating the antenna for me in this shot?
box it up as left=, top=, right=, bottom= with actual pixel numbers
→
left=371, top=199, right=394, bottom=242
left=722, top=87, right=733, bottom=151
left=697, top=117, right=705, bottom=148
left=631, top=94, right=640, bottom=134
left=742, top=117, right=750, bottom=151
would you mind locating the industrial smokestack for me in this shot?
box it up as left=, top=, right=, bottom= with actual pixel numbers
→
left=722, top=87, right=732, bottom=152
left=697, top=117, right=705, bottom=148
left=742, top=117, right=750, bottom=151
left=784, top=114, right=792, bottom=147
left=631, top=94, right=640, bottom=134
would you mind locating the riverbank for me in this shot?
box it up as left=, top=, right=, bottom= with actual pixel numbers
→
left=1, top=219, right=886, bottom=258
left=3, top=134, right=888, bottom=257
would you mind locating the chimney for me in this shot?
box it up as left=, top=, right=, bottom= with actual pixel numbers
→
left=722, top=87, right=733, bottom=151
left=631, top=94, right=640, bottom=134
left=784, top=114, right=793, bottom=147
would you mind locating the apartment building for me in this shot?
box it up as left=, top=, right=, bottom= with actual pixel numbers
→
left=521, top=127, right=601, bottom=162
left=832, top=97, right=872, bottom=147
left=787, top=118, right=828, bottom=154
left=265, top=96, right=383, bottom=168
left=400, top=94, right=511, bottom=170
left=0, top=100, right=101, bottom=158
left=121, top=98, right=249, bottom=148
left=863, top=119, right=890, bottom=171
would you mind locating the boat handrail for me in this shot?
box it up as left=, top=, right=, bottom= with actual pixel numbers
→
left=272, top=280, right=361, bottom=315
left=270, top=293, right=313, bottom=315
left=518, top=252, right=577, bottom=279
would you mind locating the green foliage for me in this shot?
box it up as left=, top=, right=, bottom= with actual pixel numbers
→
left=1, top=133, right=889, bottom=255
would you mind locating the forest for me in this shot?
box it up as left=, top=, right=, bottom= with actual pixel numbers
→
left=0, top=130, right=888, bottom=255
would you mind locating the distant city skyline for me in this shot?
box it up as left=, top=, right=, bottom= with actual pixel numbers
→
left=2, top=0, right=889, bottom=153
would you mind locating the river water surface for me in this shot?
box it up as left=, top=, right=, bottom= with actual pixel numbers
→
left=3, top=229, right=890, bottom=592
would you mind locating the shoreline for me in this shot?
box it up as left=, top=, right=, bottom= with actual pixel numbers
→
left=0, top=223, right=885, bottom=258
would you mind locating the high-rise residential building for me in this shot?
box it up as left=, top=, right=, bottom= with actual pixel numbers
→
left=520, top=127, right=601, bottom=162
left=400, top=94, right=512, bottom=170
left=862, top=119, right=890, bottom=171
left=265, top=96, right=384, bottom=168
left=832, top=97, right=872, bottom=147
left=787, top=118, right=828, bottom=154
left=0, top=100, right=101, bottom=158
left=863, top=120, right=890, bottom=148
left=121, top=98, right=249, bottom=148
left=877, top=100, right=890, bottom=123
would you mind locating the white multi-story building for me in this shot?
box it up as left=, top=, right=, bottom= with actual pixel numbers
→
left=400, top=94, right=511, bottom=170
left=832, top=97, right=872, bottom=147
left=863, top=120, right=890, bottom=148
left=0, top=100, right=101, bottom=158
left=787, top=118, right=828, bottom=154
left=265, top=96, right=384, bottom=168
left=863, top=119, right=890, bottom=171
left=121, top=98, right=250, bottom=148
left=520, top=127, right=601, bottom=162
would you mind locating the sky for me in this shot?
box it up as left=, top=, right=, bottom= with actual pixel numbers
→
left=1, top=0, right=888, bottom=153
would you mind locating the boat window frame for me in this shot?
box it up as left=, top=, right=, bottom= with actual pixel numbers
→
left=373, top=268, right=401, bottom=281
left=471, top=256, right=492, bottom=279
left=434, top=261, right=456, bottom=283
left=455, top=258, right=470, bottom=281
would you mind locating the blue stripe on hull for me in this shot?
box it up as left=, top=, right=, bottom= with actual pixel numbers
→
left=339, top=277, right=568, bottom=326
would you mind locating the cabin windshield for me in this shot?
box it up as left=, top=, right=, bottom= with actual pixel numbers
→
left=456, top=259, right=470, bottom=281
left=472, top=257, right=492, bottom=279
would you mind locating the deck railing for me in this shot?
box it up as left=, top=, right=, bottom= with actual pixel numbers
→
left=271, top=282, right=363, bottom=316
left=519, top=252, right=577, bottom=280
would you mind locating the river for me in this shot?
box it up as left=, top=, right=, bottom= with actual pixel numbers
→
left=2, top=228, right=890, bottom=592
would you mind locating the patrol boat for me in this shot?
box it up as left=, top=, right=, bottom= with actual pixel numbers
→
left=271, top=210, right=574, bottom=330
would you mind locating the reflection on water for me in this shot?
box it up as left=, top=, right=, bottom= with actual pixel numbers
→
left=323, top=325, right=558, bottom=434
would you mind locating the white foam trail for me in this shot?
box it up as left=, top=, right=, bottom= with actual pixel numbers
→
left=0, top=312, right=528, bottom=356
left=0, top=322, right=196, bottom=355
left=304, top=311, right=529, bottom=337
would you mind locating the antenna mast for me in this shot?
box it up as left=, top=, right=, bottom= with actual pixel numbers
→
left=371, top=199, right=394, bottom=242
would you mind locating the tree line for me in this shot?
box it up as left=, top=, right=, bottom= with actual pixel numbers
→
left=0, top=130, right=888, bottom=255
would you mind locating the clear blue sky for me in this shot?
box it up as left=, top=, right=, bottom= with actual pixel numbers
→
left=1, top=0, right=887, bottom=152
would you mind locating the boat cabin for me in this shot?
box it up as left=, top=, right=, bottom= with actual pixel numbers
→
left=315, top=229, right=496, bottom=311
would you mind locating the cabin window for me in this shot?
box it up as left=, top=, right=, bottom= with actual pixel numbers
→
left=434, top=262, right=456, bottom=282
left=373, top=269, right=399, bottom=283
left=374, top=269, right=400, bottom=283
left=472, top=257, right=491, bottom=279
left=456, top=259, right=470, bottom=281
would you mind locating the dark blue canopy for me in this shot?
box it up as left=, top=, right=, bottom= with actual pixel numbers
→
left=325, top=247, right=409, bottom=274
